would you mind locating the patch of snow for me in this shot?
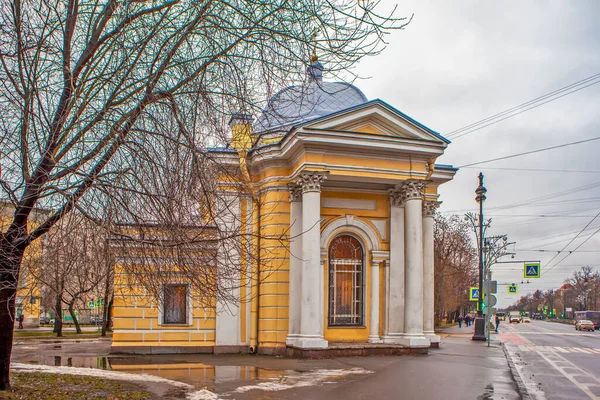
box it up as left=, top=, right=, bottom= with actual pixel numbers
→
left=233, top=367, right=372, bottom=393
left=186, top=388, right=221, bottom=400
left=11, top=363, right=193, bottom=389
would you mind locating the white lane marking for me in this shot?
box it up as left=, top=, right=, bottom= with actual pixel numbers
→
left=516, top=334, right=600, bottom=400
left=554, top=347, right=569, bottom=353
left=574, top=348, right=592, bottom=354
left=519, top=345, right=532, bottom=352
left=535, top=350, right=600, bottom=400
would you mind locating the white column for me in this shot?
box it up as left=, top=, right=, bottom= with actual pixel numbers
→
left=368, top=255, right=382, bottom=343
left=383, top=189, right=405, bottom=344
left=400, top=180, right=429, bottom=348
left=423, top=200, right=440, bottom=346
left=296, top=173, right=328, bottom=349
left=286, top=184, right=302, bottom=346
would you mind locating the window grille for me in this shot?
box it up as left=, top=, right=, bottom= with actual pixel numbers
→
left=163, top=284, right=187, bottom=324
left=328, top=235, right=364, bottom=326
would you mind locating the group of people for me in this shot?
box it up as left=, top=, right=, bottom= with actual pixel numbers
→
left=457, top=314, right=501, bottom=333
left=457, top=314, right=473, bottom=328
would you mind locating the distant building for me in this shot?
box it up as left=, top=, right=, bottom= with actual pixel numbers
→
left=1, top=202, right=45, bottom=328
left=111, top=60, right=457, bottom=355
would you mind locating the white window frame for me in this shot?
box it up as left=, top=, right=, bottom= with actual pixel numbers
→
left=158, top=283, right=193, bottom=326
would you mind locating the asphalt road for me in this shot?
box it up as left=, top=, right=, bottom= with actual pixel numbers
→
left=501, top=320, right=600, bottom=399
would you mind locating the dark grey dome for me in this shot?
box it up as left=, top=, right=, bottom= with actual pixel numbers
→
left=254, top=62, right=368, bottom=133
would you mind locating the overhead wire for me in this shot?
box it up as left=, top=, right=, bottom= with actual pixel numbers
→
left=461, top=166, right=600, bottom=174
left=446, top=72, right=600, bottom=139
left=456, top=136, right=600, bottom=168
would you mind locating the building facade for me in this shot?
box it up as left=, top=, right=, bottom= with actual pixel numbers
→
left=111, top=61, right=456, bottom=355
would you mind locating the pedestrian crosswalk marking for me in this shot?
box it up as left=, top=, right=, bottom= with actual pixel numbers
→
left=516, top=345, right=600, bottom=355
left=504, top=331, right=596, bottom=336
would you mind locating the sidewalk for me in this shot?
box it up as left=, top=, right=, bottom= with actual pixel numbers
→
left=11, top=327, right=520, bottom=399
left=15, top=326, right=102, bottom=333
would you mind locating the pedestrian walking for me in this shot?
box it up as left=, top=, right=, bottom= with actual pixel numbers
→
left=465, top=315, right=471, bottom=327
left=495, top=314, right=500, bottom=333
left=18, top=313, right=24, bottom=329
left=458, top=315, right=463, bottom=328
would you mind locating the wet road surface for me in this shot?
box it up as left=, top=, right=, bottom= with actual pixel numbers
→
left=501, top=320, right=600, bottom=399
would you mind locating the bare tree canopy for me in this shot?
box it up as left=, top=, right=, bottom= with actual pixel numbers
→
left=434, top=214, right=477, bottom=323
left=0, top=0, right=408, bottom=390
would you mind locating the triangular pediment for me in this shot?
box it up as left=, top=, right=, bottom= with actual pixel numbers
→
left=302, top=100, right=449, bottom=144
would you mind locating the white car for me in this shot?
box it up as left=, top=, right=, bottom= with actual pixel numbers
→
left=521, top=317, right=531, bottom=323
left=509, top=316, right=520, bottom=323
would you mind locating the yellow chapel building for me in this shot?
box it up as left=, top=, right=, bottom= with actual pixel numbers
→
left=111, top=60, right=456, bottom=356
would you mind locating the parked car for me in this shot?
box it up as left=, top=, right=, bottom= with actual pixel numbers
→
left=576, top=320, right=595, bottom=332
left=39, top=316, right=50, bottom=324
left=521, top=317, right=531, bottom=323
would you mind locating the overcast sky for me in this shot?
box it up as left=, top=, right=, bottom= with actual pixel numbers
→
left=352, top=0, right=600, bottom=307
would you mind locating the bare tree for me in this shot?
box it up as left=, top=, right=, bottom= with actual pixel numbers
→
left=433, top=214, right=477, bottom=324
left=566, top=266, right=599, bottom=311
left=30, top=213, right=109, bottom=335
left=0, top=0, right=407, bottom=389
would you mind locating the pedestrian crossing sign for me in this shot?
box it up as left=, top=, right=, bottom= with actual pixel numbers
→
left=524, top=262, right=541, bottom=278
left=508, top=285, right=518, bottom=294
left=469, top=287, right=480, bottom=301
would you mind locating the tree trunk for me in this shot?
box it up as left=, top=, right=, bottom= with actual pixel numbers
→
left=53, top=294, right=63, bottom=337
left=0, top=240, right=25, bottom=391
left=102, top=296, right=113, bottom=336
left=0, top=287, right=17, bottom=391
left=68, top=302, right=81, bottom=334
left=101, top=268, right=112, bottom=337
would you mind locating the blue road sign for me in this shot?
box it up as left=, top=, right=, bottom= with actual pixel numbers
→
left=524, top=262, right=541, bottom=278
left=469, top=287, right=480, bottom=301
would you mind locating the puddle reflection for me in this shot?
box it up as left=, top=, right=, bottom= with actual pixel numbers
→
left=26, top=355, right=288, bottom=390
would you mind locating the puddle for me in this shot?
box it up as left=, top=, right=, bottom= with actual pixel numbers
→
left=18, top=355, right=291, bottom=391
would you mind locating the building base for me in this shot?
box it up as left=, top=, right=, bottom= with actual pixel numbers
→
left=287, top=342, right=427, bottom=358
left=381, top=334, right=404, bottom=344
left=368, top=335, right=383, bottom=344
left=111, top=345, right=215, bottom=355
left=294, top=335, right=329, bottom=349
left=425, top=334, right=442, bottom=349
left=426, top=334, right=441, bottom=348
left=398, top=335, right=430, bottom=348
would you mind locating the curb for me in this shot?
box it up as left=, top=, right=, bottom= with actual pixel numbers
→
left=501, top=342, right=531, bottom=400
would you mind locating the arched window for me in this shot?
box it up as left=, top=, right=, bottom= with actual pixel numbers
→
left=328, top=235, right=364, bottom=326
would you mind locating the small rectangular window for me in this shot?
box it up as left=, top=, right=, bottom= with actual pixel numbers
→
left=163, top=284, right=187, bottom=324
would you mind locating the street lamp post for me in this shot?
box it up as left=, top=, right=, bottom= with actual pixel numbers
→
left=473, top=172, right=487, bottom=341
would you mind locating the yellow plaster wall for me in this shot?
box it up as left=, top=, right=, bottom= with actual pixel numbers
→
left=112, top=264, right=217, bottom=348
left=256, top=188, right=291, bottom=352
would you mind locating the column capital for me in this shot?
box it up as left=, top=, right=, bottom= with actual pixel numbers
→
left=388, top=188, right=406, bottom=207
left=288, top=183, right=303, bottom=202
left=399, top=179, right=426, bottom=202
left=423, top=201, right=440, bottom=217
left=298, top=173, right=327, bottom=193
